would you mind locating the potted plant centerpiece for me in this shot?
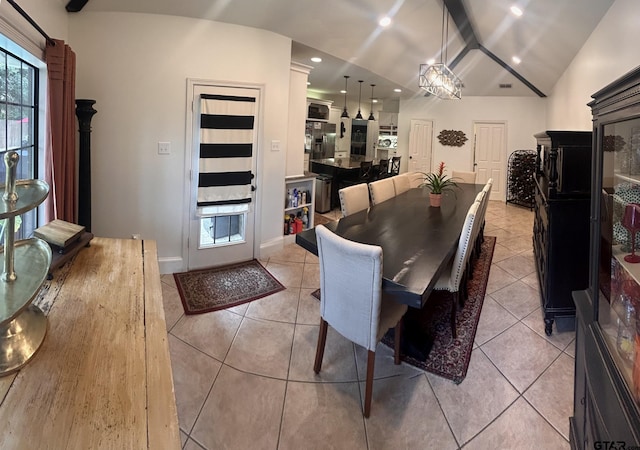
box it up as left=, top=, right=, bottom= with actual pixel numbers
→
left=420, top=161, right=458, bottom=207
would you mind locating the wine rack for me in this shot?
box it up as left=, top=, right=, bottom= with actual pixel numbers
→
left=506, top=149, right=536, bottom=210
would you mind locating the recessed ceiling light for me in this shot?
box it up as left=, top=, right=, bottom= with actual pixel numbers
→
left=427, top=58, right=436, bottom=65
left=340, top=90, right=347, bottom=94
left=510, top=6, right=523, bottom=17
left=512, top=56, right=521, bottom=64
left=379, top=16, right=391, bottom=27
left=372, top=99, right=378, bottom=103
left=307, top=81, right=311, bottom=85
left=394, top=88, right=402, bottom=93
left=310, top=57, right=322, bottom=63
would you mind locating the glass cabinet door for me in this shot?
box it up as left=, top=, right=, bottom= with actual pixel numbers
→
left=599, top=118, right=640, bottom=407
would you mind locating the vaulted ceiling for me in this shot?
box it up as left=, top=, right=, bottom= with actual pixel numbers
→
left=70, top=0, right=614, bottom=104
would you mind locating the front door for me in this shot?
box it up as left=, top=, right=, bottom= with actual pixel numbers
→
left=187, top=82, right=259, bottom=270
left=473, top=121, right=506, bottom=200
left=408, top=119, right=433, bottom=172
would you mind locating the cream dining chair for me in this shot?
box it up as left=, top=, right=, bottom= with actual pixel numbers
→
left=368, top=177, right=396, bottom=205
left=452, top=170, right=477, bottom=184
left=432, top=201, right=479, bottom=338
left=478, top=178, right=493, bottom=242
left=407, top=172, right=424, bottom=188
left=338, top=183, right=370, bottom=217
left=314, top=225, right=407, bottom=418
left=391, top=173, right=411, bottom=195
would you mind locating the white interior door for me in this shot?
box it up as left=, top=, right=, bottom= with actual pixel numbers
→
left=474, top=121, right=506, bottom=200
left=408, top=119, right=433, bottom=172
left=186, top=83, right=259, bottom=270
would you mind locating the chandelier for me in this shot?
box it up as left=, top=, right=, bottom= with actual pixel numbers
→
left=418, top=2, right=462, bottom=100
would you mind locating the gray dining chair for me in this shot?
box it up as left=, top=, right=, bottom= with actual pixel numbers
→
left=392, top=173, right=411, bottom=195
left=368, top=178, right=396, bottom=205
left=338, top=183, right=370, bottom=217
left=452, top=170, right=477, bottom=184
left=314, top=225, right=407, bottom=418
left=432, top=201, right=479, bottom=338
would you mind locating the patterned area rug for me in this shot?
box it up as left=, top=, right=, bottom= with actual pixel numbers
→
left=311, top=236, right=495, bottom=384
left=173, top=260, right=285, bottom=315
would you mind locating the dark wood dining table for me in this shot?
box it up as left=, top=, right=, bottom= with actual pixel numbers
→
left=295, top=183, right=484, bottom=309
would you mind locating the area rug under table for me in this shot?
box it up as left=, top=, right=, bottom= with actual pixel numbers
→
left=173, top=260, right=285, bottom=315
left=311, top=235, right=496, bottom=384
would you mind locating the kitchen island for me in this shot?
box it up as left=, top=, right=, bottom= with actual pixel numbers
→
left=310, top=157, right=382, bottom=210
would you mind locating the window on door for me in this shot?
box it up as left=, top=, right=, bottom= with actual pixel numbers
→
left=197, top=204, right=248, bottom=248
left=0, top=45, right=39, bottom=240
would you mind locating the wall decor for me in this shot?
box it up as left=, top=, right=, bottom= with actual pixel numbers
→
left=438, top=129, right=468, bottom=147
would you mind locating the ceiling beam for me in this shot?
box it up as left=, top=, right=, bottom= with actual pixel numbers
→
left=442, top=0, right=545, bottom=98
left=478, top=45, right=547, bottom=97
left=66, top=0, right=90, bottom=13
left=443, top=0, right=479, bottom=50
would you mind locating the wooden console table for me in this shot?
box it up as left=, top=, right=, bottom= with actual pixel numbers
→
left=0, top=237, right=180, bottom=449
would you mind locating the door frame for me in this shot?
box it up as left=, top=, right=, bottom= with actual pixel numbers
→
left=472, top=120, right=507, bottom=201
left=181, top=78, right=265, bottom=272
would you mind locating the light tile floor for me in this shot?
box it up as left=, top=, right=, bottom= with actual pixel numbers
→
left=160, top=201, right=575, bottom=450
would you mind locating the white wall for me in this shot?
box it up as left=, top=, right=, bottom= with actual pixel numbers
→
left=398, top=95, right=547, bottom=174
left=287, top=63, right=311, bottom=177
left=68, top=12, right=293, bottom=273
left=0, top=0, right=68, bottom=58
left=547, top=0, right=640, bottom=129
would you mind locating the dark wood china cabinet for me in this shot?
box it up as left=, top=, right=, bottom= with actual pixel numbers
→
left=533, top=130, right=592, bottom=336
left=570, top=66, right=640, bottom=449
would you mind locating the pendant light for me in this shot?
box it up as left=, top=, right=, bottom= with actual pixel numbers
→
left=341, top=75, right=350, bottom=118
left=368, top=84, right=376, bottom=121
left=418, top=1, right=462, bottom=99
left=355, top=80, right=364, bottom=120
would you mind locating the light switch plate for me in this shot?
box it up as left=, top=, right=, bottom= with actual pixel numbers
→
left=271, top=140, right=281, bottom=152
left=158, top=141, right=171, bottom=155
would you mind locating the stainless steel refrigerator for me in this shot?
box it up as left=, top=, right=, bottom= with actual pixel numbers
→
left=306, top=121, right=336, bottom=160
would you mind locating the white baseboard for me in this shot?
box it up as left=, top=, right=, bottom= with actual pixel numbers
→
left=159, top=256, right=184, bottom=275
left=259, top=236, right=286, bottom=259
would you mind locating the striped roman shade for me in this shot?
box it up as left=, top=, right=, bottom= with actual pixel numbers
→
left=197, top=93, right=256, bottom=207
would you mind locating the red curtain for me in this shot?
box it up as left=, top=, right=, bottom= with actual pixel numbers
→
left=44, top=39, right=76, bottom=223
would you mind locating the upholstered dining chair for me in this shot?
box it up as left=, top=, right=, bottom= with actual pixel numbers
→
left=465, top=191, right=486, bottom=289
left=432, top=201, right=479, bottom=339
left=407, top=171, right=424, bottom=188
left=314, top=225, right=407, bottom=418
left=452, top=170, right=477, bottom=184
left=478, top=178, right=493, bottom=242
left=368, top=177, right=396, bottom=205
left=392, top=173, right=411, bottom=195
left=339, top=183, right=370, bottom=217
left=389, top=156, right=401, bottom=176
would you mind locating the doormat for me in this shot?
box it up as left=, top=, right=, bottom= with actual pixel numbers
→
left=311, top=236, right=495, bottom=384
left=173, top=260, right=285, bottom=315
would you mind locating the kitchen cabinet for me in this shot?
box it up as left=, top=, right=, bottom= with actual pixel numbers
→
left=570, top=66, right=640, bottom=449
